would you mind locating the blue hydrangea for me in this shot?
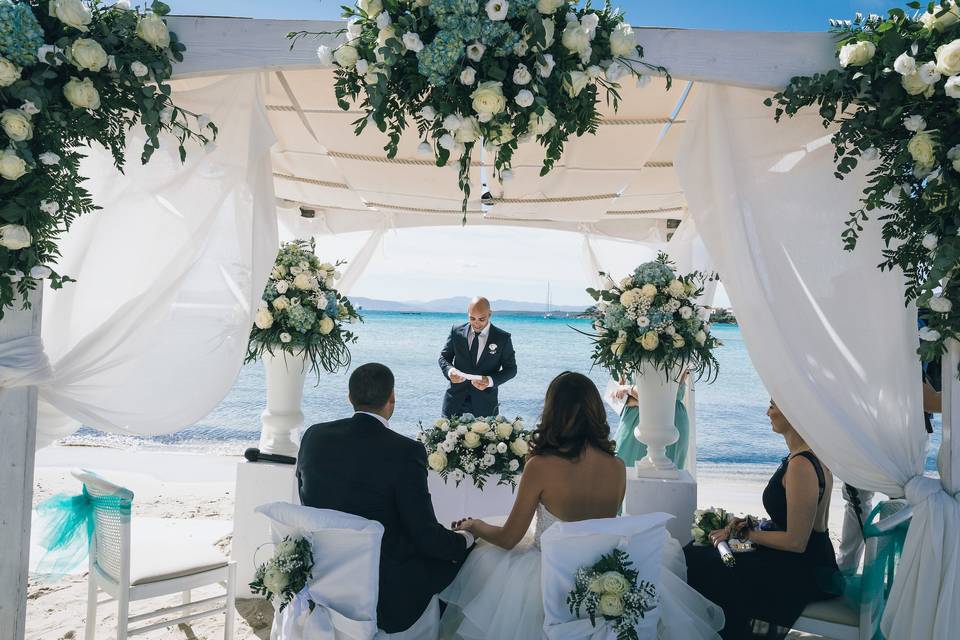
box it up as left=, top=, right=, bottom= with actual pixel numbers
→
left=0, top=1, right=45, bottom=67
left=287, top=305, right=317, bottom=333
left=460, top=413, right=476, bottom=421
left=507, top=0, right=537, bottom=19
left=633, top=261, right=675, bottom=287
left=603, top=305, right=631, bottom=331
left=325, top=295, right=339, bottom=316
left=647, top=309, right=673, bottom=330
left=418, top=29, right=465, bottom=85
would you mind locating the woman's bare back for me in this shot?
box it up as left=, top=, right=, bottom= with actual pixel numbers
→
left=535, top=445, right=626, bottom=522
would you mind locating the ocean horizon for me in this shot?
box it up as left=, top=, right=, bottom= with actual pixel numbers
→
left=64, top=310, right=941, bottom=472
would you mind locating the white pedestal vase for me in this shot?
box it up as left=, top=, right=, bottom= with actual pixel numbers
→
left=258, top=349, right=308, bottom=457
left=632, top=360, right=682, bottom=479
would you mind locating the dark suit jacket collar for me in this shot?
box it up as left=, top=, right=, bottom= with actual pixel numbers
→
left=352, top=412, right=388, bottom=430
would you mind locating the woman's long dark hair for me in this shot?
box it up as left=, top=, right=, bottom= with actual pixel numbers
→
left=529, top=372, right=616, bottom=459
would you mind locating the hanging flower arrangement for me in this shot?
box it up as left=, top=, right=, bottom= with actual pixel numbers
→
left=0, top=0, right=214, bottom=320
left=293, top=0, right=668, bottom=220
left=766, top=3, right=960, bottom=368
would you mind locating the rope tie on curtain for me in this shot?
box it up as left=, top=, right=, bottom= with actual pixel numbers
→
left=905, top=474, right=942, bottom=505
left=0, top=335, right=52, bottom=389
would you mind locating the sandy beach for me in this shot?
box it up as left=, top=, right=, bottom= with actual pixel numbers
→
left=27, top=445, right=845, bottom=639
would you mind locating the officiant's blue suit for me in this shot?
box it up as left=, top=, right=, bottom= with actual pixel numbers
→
left=438, top=323, right=517, bottom=418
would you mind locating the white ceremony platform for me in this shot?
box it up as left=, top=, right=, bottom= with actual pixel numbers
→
left=2, top=14, right=960, bottom=640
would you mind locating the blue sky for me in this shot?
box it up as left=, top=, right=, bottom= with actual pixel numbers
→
left=183, top=1, right=891, bottom=31
left=179, top=1, right=881, bottom=306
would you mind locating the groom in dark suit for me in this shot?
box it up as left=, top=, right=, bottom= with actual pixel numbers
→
left=438, top=296, right=518, bottom=418
left=297, top=363, right=473, bottom=633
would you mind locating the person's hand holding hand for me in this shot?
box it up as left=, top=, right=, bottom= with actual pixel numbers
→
left=449, top=368, right=465, bottom=384
left=452, top=517, right=479, bottom=534
left=471, top=376, right=491, bottom=390
left=709, top=525, right=733, bottom=546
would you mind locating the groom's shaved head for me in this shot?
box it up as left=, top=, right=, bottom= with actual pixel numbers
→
left=467, top=297, right=492, bottom=332
left=468, top=297, right=490, bottom=312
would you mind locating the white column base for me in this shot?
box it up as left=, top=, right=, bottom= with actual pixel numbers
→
left=634, top=459, right=680, bottom=479
left=230, top=461, right=297, bottom=597
left=622, top=468, right=697, bottom=546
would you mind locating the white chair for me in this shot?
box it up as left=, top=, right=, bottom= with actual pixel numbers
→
left=256, top=501, right=440, bottom=640
left=540, top=513, right=674, bottom=640
left=792, top=500, right=912, bottom=640
left=74, top=470, right=236, bottom=640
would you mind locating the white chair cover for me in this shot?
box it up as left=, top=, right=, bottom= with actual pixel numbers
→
left=540, top=513, right=672, bottom=640
left=256, top=502, right=383, bottom=640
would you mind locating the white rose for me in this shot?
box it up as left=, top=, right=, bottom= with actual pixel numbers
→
left=672, top=334, right=686, bottom=348
left=438, top=133, right=455, bottom=150
left=466, top=42, right=486, bottom=62
left=279, top=332, right=292, bottom=343
left=908, top=131, right=937, bottom=169
left=508, top=459, right=520, bottom=471
left=334, top=45, right=359, bottom=68
left=262, top=566, right=290, bottom=595
left=947, top=75, right=960, bottom=98
left=418, top=105, right=437, bottom=121
left=0, top=225, right=32, bottom=250
left=640, top=331, right=659, bottom=350
left=137, top=13, right=171, bottom=48
left=460, top=67, right=477, bottom=86
left=536, top=0, right=563, bottom=14
left=586, top=64, right=603, bottom=79
left=159, top=106, right=174, bottom=125
left=921, top=5, right=960, bottom=31
left=38, top=152, right=60, bottom=165
left=514, top=89, right=534, bottom=108
left=275, top=539, right=298, bottom=557
left=561, top=23, right=591, bottom=55
left=605, top=60, right=630, bottom=82
left=274, top=280, right=290, bottom=295
left=695, top=330, right=707, bottom=346
left=272, top=295, right=290, bottom=311
left=358, top=0, right=383, bottom=17
left=563, top=70, right=590, bottom=98
left=318, top=315, right=335, bottom=335
left=918, top=61, right=942, bottom=85
left=922, top=233, right=939, bottom=250
left=580, top=13, right=600, bottom=38
left=513, top=64, right=532, bottom=85
left=486, top=0, right=508, bottom=21
left=904, top=115, right=927, bottom=132
left=894, top=52, right=917, bottom=76
left=254, top=308, right=274, bottom=329
left=40, top=200, right=59, bottom=215
left=63, top=77, right=101, bottom=110
left=838, top=40, right=876, bottom=68
left=600, top=571, right=631, bottom=595
left=316, top=45, right=333, bottom=66
left=355, top=59, right=369, bottom=75
left=598, top=593, right=625, bottom=617
left=901, top=72, right=933, bottom=96
left=37, top=45, right=61, bottom=66
left=679, top=306, right=693, bottom=319
left=510, top=438, right=529, bottom=456
left=640, top=283, right=658, bottom=298
left=481, top=454, right=496, bottom=468
left=130, top=61, right=149, bottom=78
left=513, top=39, right=528, bottom=56
left=0, top=57, right=21, bottom=87
left=346, top=18, right=363, bottom=41
left=50, top=0, right=92, bottom=31
left=930, top=296, right=953, bottom=313
left=30, top=265, right=51, bottom=280
left=402, top=32, right=424, bottom=53
left=536, top=53, right=556, bottom=78
left=377, top=25, right=397, bottom=48
left=19, top=101, right=38, bottom=115
left=0, top=149, right=27, bottom=181
left=427, top=451, right=448, bottom=472
left=493, top=442, right=506, bottom=454
left=1, top=110, right=33, bottom=142
left=527, top=108, right=556, bottom=136
left=471, top=81, right=506, bottom=118
left=463, top=432, right=482, bottom=448
left=609, top=23, right=635, bottom=57
left=495, top=422, right=514, bottom=439
left=70, top=38, right=108, bottom=72
left=919, top=326, right=941, bottom=342
left=668, top=279, right=686, bottom=297
left=293, top=272, right=315, bottom=290
left=450, top=469, right=465, bottom=483
left=375, top=11, right=392, bottom=29
left=435, top=418, right=450, bottom=430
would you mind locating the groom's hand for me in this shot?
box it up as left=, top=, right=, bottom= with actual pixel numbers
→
left=471, top=376, right=491, bottom=390
left=449, top=368, right=465, bottom=383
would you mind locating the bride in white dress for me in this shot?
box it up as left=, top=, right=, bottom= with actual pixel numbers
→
left=439, top=372, right=724, bottom=640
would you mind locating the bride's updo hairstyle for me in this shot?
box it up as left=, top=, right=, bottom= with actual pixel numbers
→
left=530, top=371, right=615, bottom=459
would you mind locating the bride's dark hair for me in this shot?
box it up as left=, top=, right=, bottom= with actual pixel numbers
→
left=529, top=371, right=615, bottom=459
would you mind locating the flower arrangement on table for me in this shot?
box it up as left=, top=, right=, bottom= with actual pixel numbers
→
left=247, top=239, right=362, bottom=379
left=295, top=0, right=669, bottom=219
left=567, top=548, right=658, bottom=640
left=250, top=536, right=314, bottom=612
left=584, top=252, right=721, bottom=381
left=418, top=413, right=531, bottom=489
left=0, top=0, right=214, bottom=320
left=766, top=2, right=960, bottom=371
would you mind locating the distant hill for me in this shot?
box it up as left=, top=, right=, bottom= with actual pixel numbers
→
left=351, top=296, right=587, bottom=314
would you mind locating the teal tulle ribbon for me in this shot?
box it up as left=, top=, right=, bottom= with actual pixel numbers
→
left=33, top=487, right=131, bottom=578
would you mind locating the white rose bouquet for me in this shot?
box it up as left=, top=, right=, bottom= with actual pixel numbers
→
left=0, top=0, right=213, bottom=320
left=289, top=0, right=669, bottom=220
left=567, top=548, right=658, bottom=640
left=418, top=413, right=531, bottom=489
left=249, top=535, right=314, bottom=611
left=767, top=5, right=960, bottom=373
left=584, top=252, right=721, bottom=380
left=691, top=507, right=738, bottom=567
left=247, top=239, right=362, bottom=378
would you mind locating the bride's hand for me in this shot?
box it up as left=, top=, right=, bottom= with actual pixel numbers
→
left=452, top=518, right=479, bottom=533
left=708, top=525, right=733, bottom=546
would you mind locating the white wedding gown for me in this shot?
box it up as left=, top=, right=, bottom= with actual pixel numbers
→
left=439, top=504, right=724, bottom=640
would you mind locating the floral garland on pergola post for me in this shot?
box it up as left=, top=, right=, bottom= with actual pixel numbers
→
left=767, top=2, right=960, bottom=370
left=0, top=0, right=214, bottom=320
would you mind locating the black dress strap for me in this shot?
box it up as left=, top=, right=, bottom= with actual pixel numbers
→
left=790, top=451, right=826, bottom=502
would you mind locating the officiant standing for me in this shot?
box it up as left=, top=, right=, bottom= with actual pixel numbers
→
left=439, top=297, right=517, bottom=418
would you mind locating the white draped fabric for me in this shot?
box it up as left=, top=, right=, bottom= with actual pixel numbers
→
left=33, top=74, right=278, bottom=446
left=677, top=84, right=960, bottom=639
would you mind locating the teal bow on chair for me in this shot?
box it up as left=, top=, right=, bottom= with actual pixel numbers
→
left=33, top=487, right=132, bottom=578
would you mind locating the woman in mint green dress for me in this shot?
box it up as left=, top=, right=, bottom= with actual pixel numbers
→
left=614, top=371, right=689, bottom=469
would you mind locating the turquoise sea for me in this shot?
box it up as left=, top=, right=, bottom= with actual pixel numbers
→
left=69, top=311, right=941, bottom=471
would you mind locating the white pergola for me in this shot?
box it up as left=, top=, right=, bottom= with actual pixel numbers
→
left=2, top=16, right=958, bottom=640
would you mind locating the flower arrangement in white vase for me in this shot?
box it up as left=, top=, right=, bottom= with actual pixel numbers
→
left=246, top=239, right=362, bottom=456
left=585, top=252, right=720, bottom=478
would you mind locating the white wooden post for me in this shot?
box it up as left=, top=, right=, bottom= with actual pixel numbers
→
left=940, top=339, right=960, bottom=494
left=0, top=290, right=43, bottom=640
left=686, top=373, right=697, bottom=480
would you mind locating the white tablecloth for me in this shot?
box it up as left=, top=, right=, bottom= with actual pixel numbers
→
left=428, top=472, right=519, bottom=526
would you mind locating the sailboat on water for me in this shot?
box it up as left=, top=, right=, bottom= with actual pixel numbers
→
left=544, top=282, right=554, bottom=319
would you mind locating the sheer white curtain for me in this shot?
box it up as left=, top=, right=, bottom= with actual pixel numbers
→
left=36, top=74, right=278, bottom=446
left=677, top=83, right=959, bottom=639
